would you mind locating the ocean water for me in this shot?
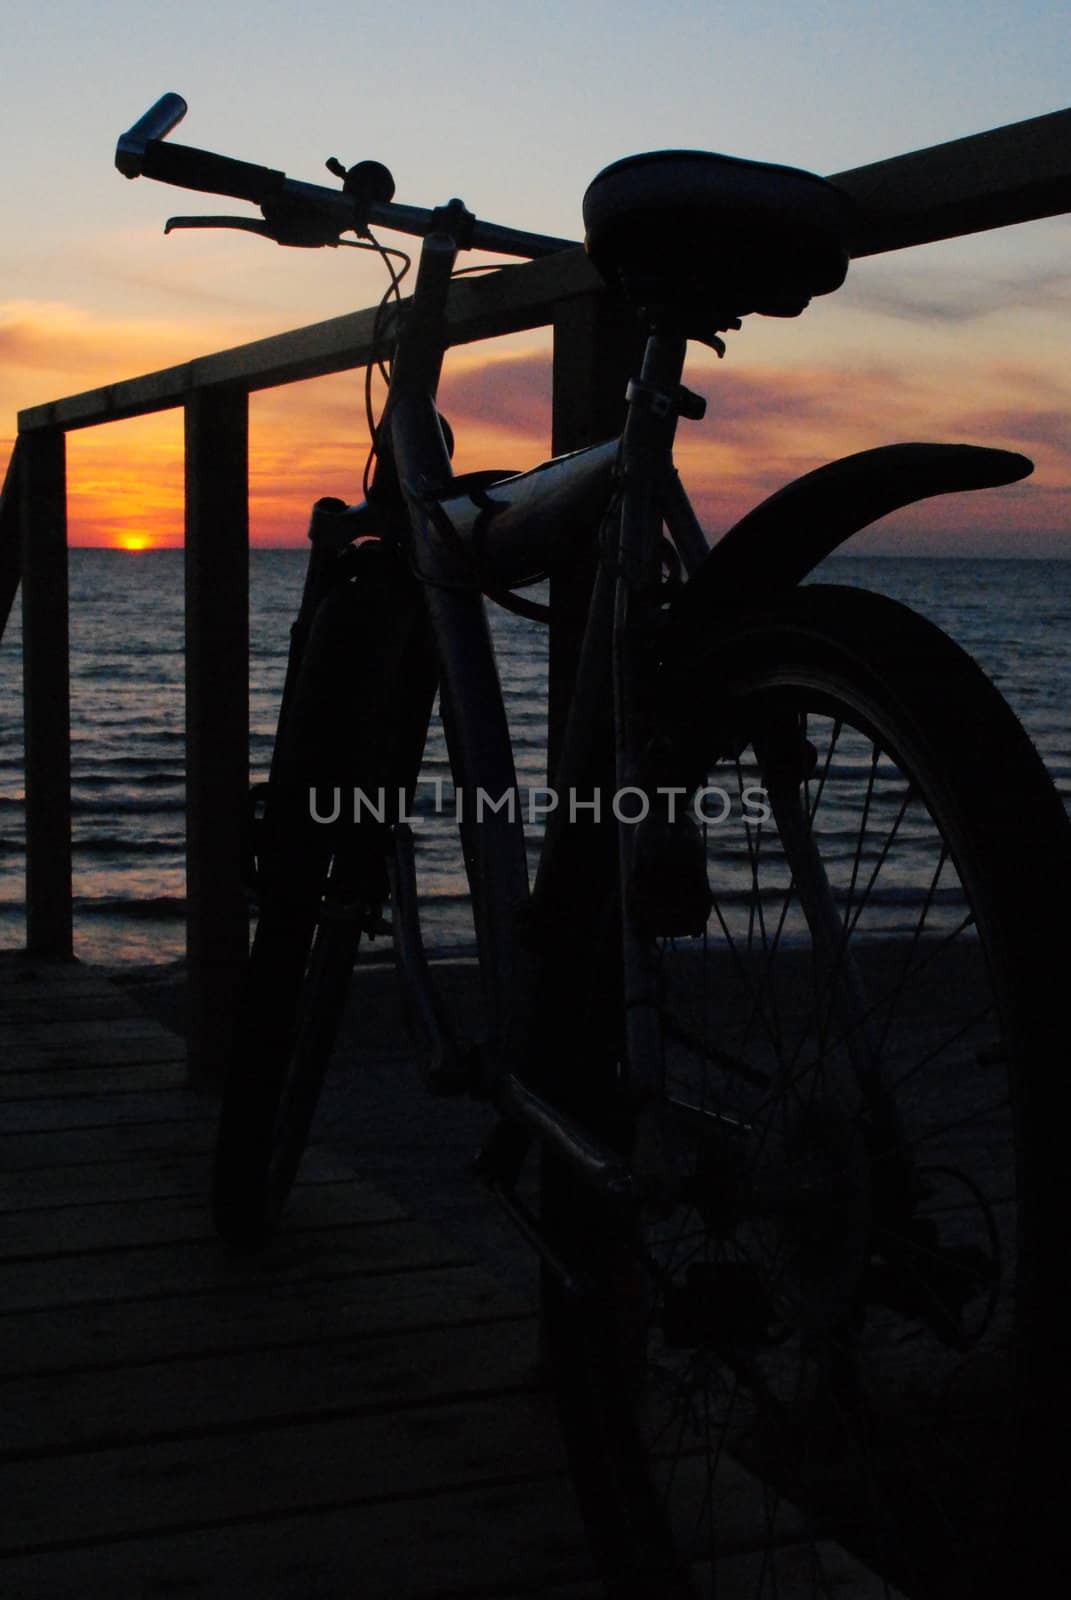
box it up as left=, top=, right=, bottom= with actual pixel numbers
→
left=0, top=550, right=1068, bottom=965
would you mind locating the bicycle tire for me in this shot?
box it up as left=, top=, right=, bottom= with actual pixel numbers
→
left=543, top=583, right=1069, bottom=1598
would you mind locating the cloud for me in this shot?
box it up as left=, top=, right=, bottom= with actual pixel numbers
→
left=4, top=302, right=1070, bottom=553
left=75, top=225, right=280, bottom=316
left=842, top=264, right=1071, bottom=325
left=956, top=406, right=1070, bottom=461
left=439, top=348, right=552, bottom=439
left=0, top=299, right=259, bottom=387
left=935, top=366, right=1071, bottom=488
left=668, top=357, right=1071, bottom=547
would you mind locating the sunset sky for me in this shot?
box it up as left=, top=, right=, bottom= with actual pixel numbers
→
left=1, top=1, right=1069, bottom=554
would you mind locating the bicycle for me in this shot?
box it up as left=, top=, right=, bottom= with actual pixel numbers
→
left=118, top=94, right=1069, bottom=1598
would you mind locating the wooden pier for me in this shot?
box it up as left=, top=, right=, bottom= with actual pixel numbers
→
left=0, top=955, right=601, bottom=1598
left=4, top=102, right=1070, bottom=1597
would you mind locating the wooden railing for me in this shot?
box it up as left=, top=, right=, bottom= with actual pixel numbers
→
left=2, top=106, right=1069, bottom=1078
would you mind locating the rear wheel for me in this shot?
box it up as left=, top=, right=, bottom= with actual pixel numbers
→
left=211, top=539, right=431, bottom=1251
left=544, top=585, right=1068, bottom=1597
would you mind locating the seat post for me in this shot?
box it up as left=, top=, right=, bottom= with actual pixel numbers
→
left=635, top=329, right=689, bottom=400
left=619, top=330, right=690, bottom=514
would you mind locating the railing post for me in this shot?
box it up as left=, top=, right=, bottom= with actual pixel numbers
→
left=19, top=428, right=73, bottom=959
left=184, top=386, right=249, bottom=1083
left=537, top=293, right=645, bottom=1365
left=1, top=440, right=24, bottom=644
left=548, top=290, right=643, bottom=773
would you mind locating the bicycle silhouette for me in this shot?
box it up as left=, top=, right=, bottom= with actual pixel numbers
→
left=116, top=94, right=1071, bottom=1598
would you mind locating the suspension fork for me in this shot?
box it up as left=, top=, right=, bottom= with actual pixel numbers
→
left=385, top=213, right=536, bottom=1085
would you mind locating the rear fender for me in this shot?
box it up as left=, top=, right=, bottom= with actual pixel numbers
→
left=669, top=443, right=1032, bottom=628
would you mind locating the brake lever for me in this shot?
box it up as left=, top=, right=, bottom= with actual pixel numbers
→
left=165, top=214, right=274, bottom=237
left=163, top=214, right=343, bottom=248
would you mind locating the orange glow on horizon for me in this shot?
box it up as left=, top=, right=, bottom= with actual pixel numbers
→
left=3, top=308, right=1068, bottom=557
left=113, top=531, right=159, bottom=551
left=64, top=411, right=185, bottom=548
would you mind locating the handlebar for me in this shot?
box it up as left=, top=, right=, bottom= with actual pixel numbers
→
left=138, top=141, right=286, bottom=206
left=115, top=93, right=190, bottom=176
left=116, top=94, right=577, bottom=261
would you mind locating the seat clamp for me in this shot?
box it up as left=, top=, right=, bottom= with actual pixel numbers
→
left=625, top=378, right=707, bottom=421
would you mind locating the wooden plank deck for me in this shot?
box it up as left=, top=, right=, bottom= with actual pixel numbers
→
left=0, top=954, right=602, bottom=1598
left=0, top=954, right=911, bottom=1599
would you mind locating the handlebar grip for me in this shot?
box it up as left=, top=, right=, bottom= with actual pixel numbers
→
left=134, top=140, right=286, bottom=206
left=115, top=94, right=188, bottom=176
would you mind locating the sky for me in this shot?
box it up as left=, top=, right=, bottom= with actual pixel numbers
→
left=1, top=0, right=1069, bottom=553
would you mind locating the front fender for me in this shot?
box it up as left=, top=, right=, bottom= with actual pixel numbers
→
left=670, top=443, right=1032, bottom=626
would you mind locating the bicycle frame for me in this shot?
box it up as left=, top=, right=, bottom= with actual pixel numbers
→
left=113, top=98, right=1036, bottom=1192
left=117, top=102, right=1065, bottom=1588
left=288, top=206, right=1041, bottom=1222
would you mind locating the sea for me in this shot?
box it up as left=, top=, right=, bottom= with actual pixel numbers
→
left=1, top=551, right=1069, bottom=967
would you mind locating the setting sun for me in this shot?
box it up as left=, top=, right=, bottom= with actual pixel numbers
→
left=115, top=532, right=156, bottom=551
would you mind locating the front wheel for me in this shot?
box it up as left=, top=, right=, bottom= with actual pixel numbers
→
left=544, top=584, right=1068, bottom=1597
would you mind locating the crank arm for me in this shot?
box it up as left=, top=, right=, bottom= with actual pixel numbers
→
left=472, top=1119, right=596, bottom=1299
left=501, top=1073, right=637, bottom=1210
left=482, top=1170, right=591, bottom=1299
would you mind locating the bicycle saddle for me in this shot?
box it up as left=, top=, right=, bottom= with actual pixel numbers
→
left=583, top=150, right=853, bottom=334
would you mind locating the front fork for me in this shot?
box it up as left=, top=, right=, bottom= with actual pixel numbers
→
left=610, top=335, right=916, bottom=1221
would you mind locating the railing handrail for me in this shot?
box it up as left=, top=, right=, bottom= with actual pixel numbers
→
left=834, top=104, right=1071, bottom=256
